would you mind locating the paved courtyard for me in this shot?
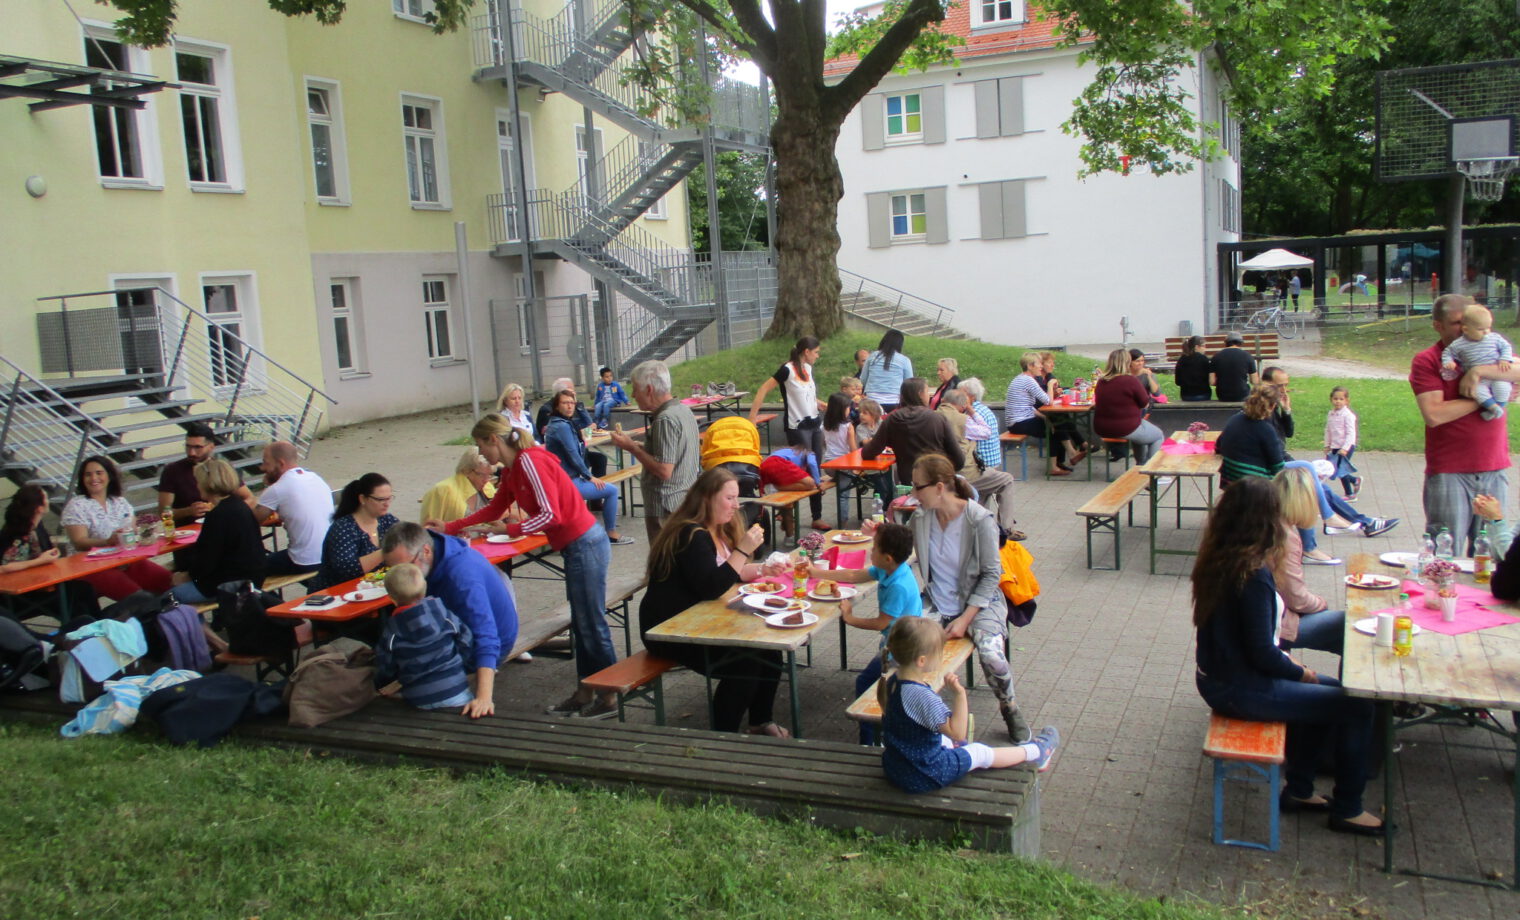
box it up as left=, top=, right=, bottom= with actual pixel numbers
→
left=307, top=406, right=1516, bottom=920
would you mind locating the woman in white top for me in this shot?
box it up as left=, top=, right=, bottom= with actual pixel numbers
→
left=60, top=455, right=172, bottom=600
left=859, top=329, right=914, bottom=413
left=749, top=336, right=829, bottom=527
left=496, top=383, right=535, bottom=434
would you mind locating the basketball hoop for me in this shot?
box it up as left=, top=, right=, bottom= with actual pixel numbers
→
left=1457, top=157, right=1517, bottom=201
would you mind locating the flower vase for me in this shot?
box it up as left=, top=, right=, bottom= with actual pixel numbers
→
left=1423, top=573, right=1455, bottom=610
left=1188, top=432, right=1204, bottom=443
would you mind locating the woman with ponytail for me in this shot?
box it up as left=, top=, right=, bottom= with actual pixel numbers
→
left=749, top=336, right=829, bottom=528
left=321, top=472, right=398, bottom=585
left=427, top=413, right=618, bottom=719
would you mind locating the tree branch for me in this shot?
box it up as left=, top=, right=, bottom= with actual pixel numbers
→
left=826, top=0, right=946, bottom=119
left=712, top=0, right=778, bottom=70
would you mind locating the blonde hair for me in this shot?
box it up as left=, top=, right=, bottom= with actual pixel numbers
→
left=840, top=375, right=862, bottom=391
left=937, top=357, right=959, bottom=376
left=913, top=453, right=974, bottom=500
left=1101, top=348, right=1130, bottom=380
left=497, top=382, right=525, bottom=411
left=858, top=398, right=883, bottom=422
left=383, top=562, right=426, bottom=606
left=1019, top=352, right=1042, bottom=372
left=455, top=447, right=487, bottom=476
left=192, top=457, right=239, bottom=498
left=877, top=617, right=945, bottom=709
left=1273, top=466, right=1320, bottom=530
left=471, top=412, right=535, bottom=451
left=1463, top=303, right=1493, bottom=327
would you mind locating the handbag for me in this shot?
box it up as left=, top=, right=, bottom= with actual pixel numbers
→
left=215, top=580, right=296, bottom=657
left=283, top=637, right=378, bottom=728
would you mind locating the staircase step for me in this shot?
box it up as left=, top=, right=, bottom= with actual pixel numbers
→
left=89, top=398, right=201, bottom=419
left=100, top=412, right=225, bottom=435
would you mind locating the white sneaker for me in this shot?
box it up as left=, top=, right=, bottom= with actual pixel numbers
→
left=1324, top=523, right=1363, bottom=535
left=1303, top=554, right=1342, bottom=566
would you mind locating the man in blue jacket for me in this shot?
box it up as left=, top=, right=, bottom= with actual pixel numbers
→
left=381, top=522, right=518, bottom=719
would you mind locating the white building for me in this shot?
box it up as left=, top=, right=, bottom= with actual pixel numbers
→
left=827, top=2, right=1239, bottom=345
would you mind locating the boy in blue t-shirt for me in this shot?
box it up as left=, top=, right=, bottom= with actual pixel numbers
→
left=810, top=522, right=922, bottom=743
left=592, top=367, right=629, bottom=430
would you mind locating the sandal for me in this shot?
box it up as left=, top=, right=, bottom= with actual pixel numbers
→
left=746, top=721, right=792, bottom=739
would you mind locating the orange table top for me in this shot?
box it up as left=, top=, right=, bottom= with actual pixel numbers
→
left=821, top=449, right=896, bottom=473
left=0, top=528, right=198, bottom=596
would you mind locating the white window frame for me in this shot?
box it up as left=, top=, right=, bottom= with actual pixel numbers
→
left=972, top=0, right=1026, bottom=28
left=575, top=124, right=605, bottom=203
left=82, top=22, right=163, bottom=189
left=402, top=93, right=450, bottom=209
left=107, top=273, right=178, bottom=401
left=1220, top=179, right=1241, bottom=234
left=329, top=278, right=365, bottom=376
left=393, top=0, right=434, bottom=23
left=305, top=78, right=350, bottom=204
left=889, top=191, right=928, bottom=242
left=173, top=38, right=243, bottom=192
left=422, top=276, right=455, bottom=362
left=884, top=92, right=923, bottom=144
left=198, top=273, right=262, bottom=393
left=496, top=109, right=535, bottom=241
left=515, top=272, right=550, bottom=356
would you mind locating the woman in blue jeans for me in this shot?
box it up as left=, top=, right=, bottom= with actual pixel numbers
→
left=543, top=389, right=634, bottom=546
left=1192, top=477, right=1383, bottom=836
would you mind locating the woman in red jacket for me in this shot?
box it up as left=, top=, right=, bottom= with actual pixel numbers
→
left=426, top=414, right=617, bottom=720
left=1092, top=349, right=1164, bottom=465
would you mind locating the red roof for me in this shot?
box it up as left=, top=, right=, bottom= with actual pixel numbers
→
left=824, top=3, right=1082, bottom=78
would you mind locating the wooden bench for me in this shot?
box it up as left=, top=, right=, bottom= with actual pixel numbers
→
left=845, top=639, right=977, bottom=742
left=1000, top=431, right=1033, bottom=481
left=601, top=573, right=646, bottom=656
left=1164, top=333, right=1281, bottom=364
left=1074, top=469, right=1150, bottom=570
left=213, top=621, right=315, bottom=682
left=263, top=571, right=321, bottom=594
left=752, top=412, right=779, bottom=452
left=1099, top=437, right=1131, bottom=482
left=1203, top=713, right=1287, bottom=851
left=581, top=650, right=677, bottom=724
left=601, top=463, right=643, bottom=519
left=508, top=606, right=575, bottom=660
left=755, top=480, right=836, bottom=546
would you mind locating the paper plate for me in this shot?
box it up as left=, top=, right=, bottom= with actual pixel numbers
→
left=1378, top=552, right=1419, bottom=568
left=87, top=547, right=123, bottom=557
left=742, top=594, right=810, bottom=614
left=764, top=610, right=819, bottom=629
left=172, top=530, right=196, bottom=541
left=738, top=582, right=789, bottom=596
left=486, top=534, right=526, bottom=544
left=1345, top=574, right=1400, bottom=590
left=808, top=584, right=858, bottom=602
left=832, top=531, right=872, bottom=544
left=343, top=587, right=388, bottom=603
left=1353, top=617, right=1423, bottom=637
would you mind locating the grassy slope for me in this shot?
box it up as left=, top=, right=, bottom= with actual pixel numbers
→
left=0, top=723, right=1227, bottom=920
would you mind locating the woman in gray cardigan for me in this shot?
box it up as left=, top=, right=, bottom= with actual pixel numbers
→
left=906, top=452, right=1028, bottom=742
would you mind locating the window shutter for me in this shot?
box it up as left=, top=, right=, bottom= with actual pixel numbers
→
left=998, top=77, right=1024, bottom=136
left=866, top=192, right=890, bottom=248
left=978, top=182, right=1005, bottom=240
left=1000, top=180, right=1027, bottom=238
left=924, top=187, right=949, bottom=244
left=921, top=85, right=946, bottom=144
left=973, top=81, right=999, bottom=139
left=861, top=95, right=885, bottom=151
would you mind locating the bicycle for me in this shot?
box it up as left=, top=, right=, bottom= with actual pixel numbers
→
left=1240, top=304, right=1303, bottom=339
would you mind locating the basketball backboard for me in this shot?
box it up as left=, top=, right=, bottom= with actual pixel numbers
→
left=1375, top=58, right=1520, bottom=182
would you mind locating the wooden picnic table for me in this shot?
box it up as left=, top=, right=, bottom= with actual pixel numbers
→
left=0, top=527, right=200, bottom=618
left=643, top=530, right=876, bottom=737
left=1343, top=563, right=1520, bottom=890
left=1135, top=431, right=1223, bottom=574
left=631, top=392, right=749, bottom=425
left=1037, top=400, right=1095, bottom=481
left=820, top=449, right=896, bottom=523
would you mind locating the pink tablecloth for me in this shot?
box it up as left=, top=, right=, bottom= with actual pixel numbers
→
left=1160, top=438, right=1215, bottom=455
left=1367, top=580, right=1520, bottom=635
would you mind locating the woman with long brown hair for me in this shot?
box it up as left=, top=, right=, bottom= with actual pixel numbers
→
left=1192, top=478, right=1381, bottom=836
left=750, top=336, right=828, bottom=529
left=640, top=467, right=790, bottom=737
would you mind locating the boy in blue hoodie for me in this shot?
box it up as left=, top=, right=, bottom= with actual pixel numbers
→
left=376, top=563, right=475, bottom=711
left=593, top=367, right=629, bottom=430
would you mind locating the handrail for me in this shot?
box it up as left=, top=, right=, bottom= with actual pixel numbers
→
left=0, top=355, right=115, bottom=493
left=837, top=268, right=956, bottom=332
left=0, top=354, right=119, bottom=440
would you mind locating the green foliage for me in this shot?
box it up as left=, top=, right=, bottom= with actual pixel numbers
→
left=829, top=0, right=963, bottom=74
left=0, top=722, right=1232, bottom=919
left=100, top=0, right=476, bottom=46
left=687, top=151, right=771, bottom=254
left=1040, top=0, right=1391, bottom=177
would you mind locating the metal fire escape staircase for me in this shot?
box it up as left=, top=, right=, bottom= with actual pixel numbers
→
left=473, top=0, right=771, bottom=373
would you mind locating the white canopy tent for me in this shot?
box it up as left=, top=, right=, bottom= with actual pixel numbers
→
left=1237, top=248, right=1314, bottom=272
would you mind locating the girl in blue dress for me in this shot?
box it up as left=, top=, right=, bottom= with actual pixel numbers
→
left=880, top=617, right=1059, bottom=794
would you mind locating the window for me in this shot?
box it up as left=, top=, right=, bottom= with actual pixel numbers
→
left=306, top=80, right=349, bottom=203
left=862, top=86, right=943, bottom=150
left=973, top=0, right=1025, bottom=27
left=202, top=277, right=255, bottom=389
left=576, top=124, right=604, bottom=201
left=973, top=77, right=1025, bottom=138
left=393, top=0, right=434, bottom=21
left=83, top=28, right=159, bottom=186
left=402, top=95, right=449, bottom=207
left=1220, top=98, right=1241, bottom=159
left=175, top=42, right=239, bottom=188
left=496, top=111, right=535, bottom=240
left=515, top=272, right=550, bottom=355
left=977, top=179, right=1030, bottom=240
left=329, top=279, right=364, bottom=373
left=1220, top=179, right=1241, bottom=234
left=422, top=277, right=453, bottom=360
left=885, top=93, right=922, bottom=142
left=866, top=188, right=948, bottom=247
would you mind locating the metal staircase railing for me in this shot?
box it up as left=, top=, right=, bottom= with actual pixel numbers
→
left=838, top=268, right=960, bottom=335
left=0, top=355, right=116, bottom=494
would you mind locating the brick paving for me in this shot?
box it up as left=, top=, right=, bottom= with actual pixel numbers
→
left=307, top=410, right=1516, bottom=919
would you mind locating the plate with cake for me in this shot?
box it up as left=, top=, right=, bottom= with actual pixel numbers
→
left=832, top=531, right=872, bottom=544
left=808, top=580, right=858, bottom=601
left=738, top=581, right=789, bottom=596
left=763, top=609, right=819, bottom=629
left=742, top=594, right=811, bottom=614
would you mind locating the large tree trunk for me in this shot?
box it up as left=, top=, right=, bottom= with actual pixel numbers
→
left=765, top=101, right=845, bottom=341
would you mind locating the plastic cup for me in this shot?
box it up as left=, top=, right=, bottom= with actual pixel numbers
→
left=1440, top=594, right=1458, bottom=622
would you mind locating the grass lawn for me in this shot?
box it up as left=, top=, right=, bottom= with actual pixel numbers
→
left=0, top=722, right=1231, bottom=920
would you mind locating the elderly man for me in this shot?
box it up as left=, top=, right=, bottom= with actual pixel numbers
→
left=960, top=378, right=1005, bottom=473
left=1211, top=332, right=1259, bottom=401
left=252, top=441, right=333, bottom=577
left=1260, top=366, right=1295, bottom=450
left=609, top=360, right=700, bottom=541
left=381, top=522, right=519, bottom=719
left=1417, top=293, right=1511, bottom=553
left=157, top=422, right=253, bottom=523
left=420, top=448, right=496, bottom=522
left=938, top=388, right=1020, bottom=534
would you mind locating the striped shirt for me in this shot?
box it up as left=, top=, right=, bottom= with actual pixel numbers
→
left=1004, top=374, right=1049, bottom=428
left=970, top=401, right=1003, bottom=470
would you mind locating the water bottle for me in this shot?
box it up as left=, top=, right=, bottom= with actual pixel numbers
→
left=1415, top=531, right=1435, bottom=576
left=869, top=496, right=885, bottom=525
left=1435, top=526, right=1454, bottom=561
left=1474, top=527, right=1492, bottom=584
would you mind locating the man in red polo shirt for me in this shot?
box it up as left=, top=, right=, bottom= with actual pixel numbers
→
left=1410, top=293, right=1510, bottom=554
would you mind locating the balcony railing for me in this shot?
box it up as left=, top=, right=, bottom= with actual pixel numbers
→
left=0, top=355, right=115, bottom=493
left=838, top=268, right=957, bottom=333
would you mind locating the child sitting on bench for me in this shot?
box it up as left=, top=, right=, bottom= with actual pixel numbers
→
left=375, top=563, right=475, bottom=712
left=878, top=616, right=1059, bottom=793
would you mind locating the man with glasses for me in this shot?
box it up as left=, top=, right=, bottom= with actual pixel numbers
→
left=381, top=521, right=518, bottom=720
left=157, top=422, right=253, bottom=524
left=1261, top=366, right=1296, bottom=452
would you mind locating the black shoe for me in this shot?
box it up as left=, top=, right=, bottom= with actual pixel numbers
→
left=1328, top=814, right=1386, bottom=837
left=1280, top=792, right=1333, bottom=813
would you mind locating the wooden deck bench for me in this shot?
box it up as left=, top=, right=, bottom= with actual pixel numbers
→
left=582, top=650, right=677, bottom=724
left=755, top=480, right=836, bottom=545
left=1164, top=333, right=1281, bottom=365
left=1074, top=469, right=1150, bottom=570
left=601, top=463, right=643, bottom=518
left=262, top=571, right=321, bottom=594
left=213, top=621, right=314, bottom=682
left=1203, top=713, right=1287, bottom=851
left=509, top=606, right=575, bottom=660
left=845, top=639, right=977, bottom=743
left=601, top=573, right=646, bottom=656
left=1000, top=431, right=1034, bottom=481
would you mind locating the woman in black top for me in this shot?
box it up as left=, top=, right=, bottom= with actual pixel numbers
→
left=0, top=485, right=98, bottom=619
left=170, top=458, right=265, bottom=603
left=1192, top=478, right=1381, bottom=836
left=1175, top=336, right=1212, bottom=401
left=640, top=467, right=790, bottom=736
